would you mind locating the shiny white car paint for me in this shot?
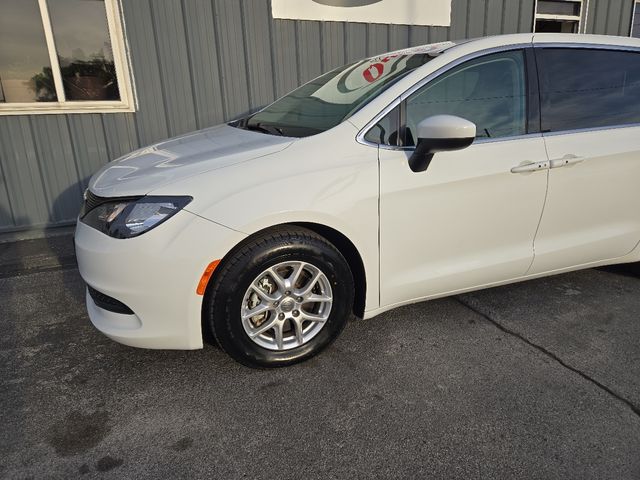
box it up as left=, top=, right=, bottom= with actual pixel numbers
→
left=530, top=126, right=640, bottom=274
left=76, top=33, right=640, bottom=350
left=75, top=211, right=247, bottom=349
left=89, top=124, right=294, bottom=197
left=379, top=135, right=550, bottom=307
left=415, top=114, right=477, bottom=139
left=150, top=122, right=383, bottom=325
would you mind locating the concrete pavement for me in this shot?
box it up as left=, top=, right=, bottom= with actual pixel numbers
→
left=1, top=236, right=639, bottom=479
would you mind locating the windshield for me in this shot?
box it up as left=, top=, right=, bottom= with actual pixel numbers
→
left=235, top=43, right=454, bottom=138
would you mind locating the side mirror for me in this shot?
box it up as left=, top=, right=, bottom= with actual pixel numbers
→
left=408, top=115, right=476, bottom=173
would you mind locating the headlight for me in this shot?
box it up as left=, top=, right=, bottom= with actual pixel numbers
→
left=81, top=196, right=192, bottom=239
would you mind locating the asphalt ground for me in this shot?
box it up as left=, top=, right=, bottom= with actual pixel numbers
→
left=1, top=235, right=640, bottom=479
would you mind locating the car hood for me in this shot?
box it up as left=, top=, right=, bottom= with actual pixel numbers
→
left=88, top=124, right=295, bottom=197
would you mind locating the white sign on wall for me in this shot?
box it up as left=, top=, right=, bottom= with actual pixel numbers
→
left=272, top=0, right=452, bottom=27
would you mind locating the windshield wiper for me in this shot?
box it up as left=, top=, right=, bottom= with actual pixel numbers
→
left=246, top=122, right=285, bottom=136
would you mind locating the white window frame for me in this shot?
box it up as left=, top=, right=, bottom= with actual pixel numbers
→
left=533, top=0, right=584, bottom=33
left=0, top=0, right=136, bottom=115
left=632, top=1, right=640, bottom=38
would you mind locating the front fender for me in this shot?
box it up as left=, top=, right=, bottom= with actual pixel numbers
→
left=152, top=123, right=380, bottom=312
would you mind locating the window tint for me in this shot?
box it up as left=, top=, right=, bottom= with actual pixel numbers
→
left=537, top=48, right=640, bottom=132
left=404, top=50, right=527, bottom=144
left=364, top=106, right=400, bottom=145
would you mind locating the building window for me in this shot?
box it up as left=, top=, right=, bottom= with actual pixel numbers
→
left=534, top=0, right=583, bottom=33
left=0, top=0, right=135, bottom=115
left=633, top=1, right=640, bottom=38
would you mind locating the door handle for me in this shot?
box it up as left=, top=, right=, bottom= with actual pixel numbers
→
left=510, top=161, right=550, bottom=174
left=549, top=154, right=585, bottom=169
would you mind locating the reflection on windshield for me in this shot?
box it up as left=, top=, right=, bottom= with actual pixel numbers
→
left=236, top=44, right=453, bottom=138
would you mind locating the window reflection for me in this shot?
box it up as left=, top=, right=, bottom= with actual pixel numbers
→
left=0, top=0, right=56, bottom=102
left=405, top=51, right=527, bottom=143
left=48, top=0, right=120, bottom=101
left=364, top=107, right=400, bottom=146
left=539, top=49, right=640, bottom=131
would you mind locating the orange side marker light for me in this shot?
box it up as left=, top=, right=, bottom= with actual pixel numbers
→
left=196, top=260, right=221, bottom=296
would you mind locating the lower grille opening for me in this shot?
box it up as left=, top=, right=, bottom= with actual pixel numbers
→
left=88, top=285, right=134, bottom=315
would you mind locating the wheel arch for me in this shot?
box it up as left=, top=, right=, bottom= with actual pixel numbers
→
left=290, top=222, right=366, bottom=319
left=202, top=222, right=367, bottom=339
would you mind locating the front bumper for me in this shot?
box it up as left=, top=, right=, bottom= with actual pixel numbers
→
left=75, top=210, right=246, bottom=349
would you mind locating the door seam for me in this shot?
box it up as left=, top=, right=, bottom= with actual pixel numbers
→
left=377, top=144, right=382, bottom=308
left=525, top=136, right=551, bottom=275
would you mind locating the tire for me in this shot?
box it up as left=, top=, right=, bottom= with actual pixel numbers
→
left=204, top=227, right=354, bottom=368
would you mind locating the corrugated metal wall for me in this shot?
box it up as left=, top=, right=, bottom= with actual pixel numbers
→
left=586, top=0, right=636, bottom=33
left=630, top=0, right=640, bottom=37
left=0, top=0, right=635, bottom=233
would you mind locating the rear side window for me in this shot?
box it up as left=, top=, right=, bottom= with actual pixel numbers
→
left=537, top=48, right=640, bottom=132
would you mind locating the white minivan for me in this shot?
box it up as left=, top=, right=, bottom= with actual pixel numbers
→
left=75, top=33, right=640, bottom=367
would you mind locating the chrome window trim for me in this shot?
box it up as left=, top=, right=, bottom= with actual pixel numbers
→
left=543, top=122, right=640, bottom=137
left=357, top=41, right=640, bottom=150
left=373, top=133, right=544, bottom=152
left=474, top=132, right=543, bottom=144
left=533, top=42, right=640, bottom=52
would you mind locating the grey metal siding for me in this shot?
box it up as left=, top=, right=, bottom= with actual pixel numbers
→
left=0, top=0, right=634, bottom=233
left=587, top=0, right=635, bottom=35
